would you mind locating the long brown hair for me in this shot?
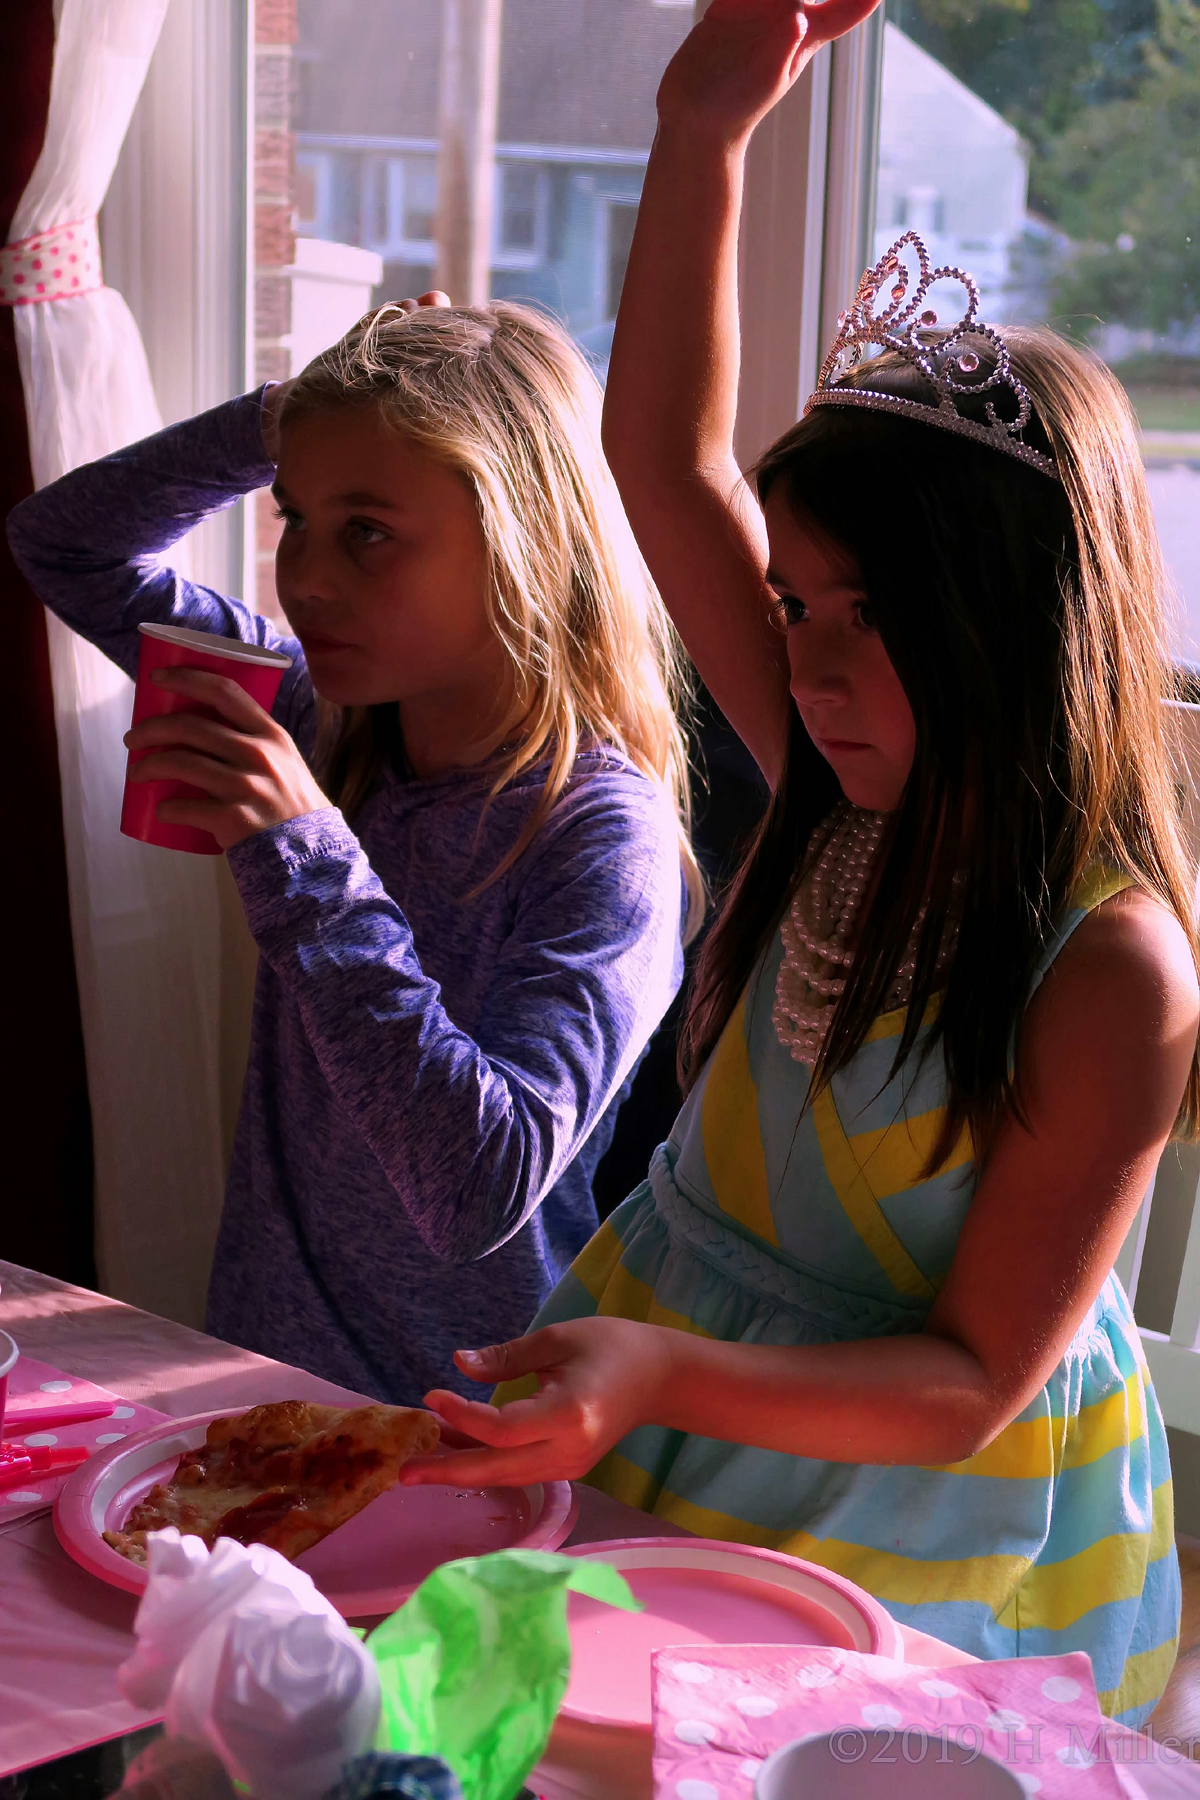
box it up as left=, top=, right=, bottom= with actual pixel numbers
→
left=282, top=302, right=704, bottom=931
left=679, top=327, right=1200, bottom=1163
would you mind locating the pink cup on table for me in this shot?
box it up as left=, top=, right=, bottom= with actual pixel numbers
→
left=120, top=623, right=292, bottom=856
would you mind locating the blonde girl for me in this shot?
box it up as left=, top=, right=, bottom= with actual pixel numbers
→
left=397, top=2, right=1200, bottom=1727
left=8, top=299, right=699, bottom=1406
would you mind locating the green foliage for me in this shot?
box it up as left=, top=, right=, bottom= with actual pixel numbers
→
left=885, top=0, right=1200, bottom=331
left=885, top=0, right=1159, bottom=158
left=1040, top=0, right=1200, bottom=329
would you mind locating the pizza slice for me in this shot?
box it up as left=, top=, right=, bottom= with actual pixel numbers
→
left=103, top=1399, right=440, bottom=1567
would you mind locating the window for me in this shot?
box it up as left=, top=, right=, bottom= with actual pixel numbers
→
left=281, top=0, right=694, bottom=358
left=873, top=0, right=1200, bottom=649
left=493, top=161, right=549, bottom=268
left=252, top=1, right=705, bottom=607
left=401, top=157, right=439, bottom=247
left=359, top=155, right=439, bottom=259
left=295, top=151, right=331, bottom=239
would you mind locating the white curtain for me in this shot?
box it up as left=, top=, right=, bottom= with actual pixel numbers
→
left=10, top=0, right=234, bottom=1328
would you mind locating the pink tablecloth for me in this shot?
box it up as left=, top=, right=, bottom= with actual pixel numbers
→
left=0, top=1258, right=696, bottom=1775
left=0, top=1259, right=378, bottom=1775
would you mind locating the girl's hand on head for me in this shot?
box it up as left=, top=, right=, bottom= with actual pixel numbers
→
left=396, top=291, right=451, bottom=313
left=396, top=1317, right=675, bottom=1488
left=124, top=667, right=329, bottom=851
left=260, top=292, right=448, bottom=458
left=658, top=0, right=883, bottom=143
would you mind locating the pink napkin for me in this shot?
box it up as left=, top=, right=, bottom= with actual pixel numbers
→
left=0, top=1356, right=167, bottom=1527
left=652, top=1644, right=1147, bottom=1798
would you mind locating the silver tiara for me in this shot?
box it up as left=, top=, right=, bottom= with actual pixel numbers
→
left=804, top=232, right=1058, bottom=479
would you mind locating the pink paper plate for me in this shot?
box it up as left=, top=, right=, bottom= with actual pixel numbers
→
left=54, top=1409, right=577, bottom=1619
left=534, top=1538, right=905, bottom=1800
left=561, top=1538, right=902, bottom=1726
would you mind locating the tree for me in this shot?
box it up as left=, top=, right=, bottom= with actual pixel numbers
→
left=1041, top=0, right=1200, bottom=331
left=885, top=0, right=1159, bottom=170
left=885, top=0, right=1200, bottom=333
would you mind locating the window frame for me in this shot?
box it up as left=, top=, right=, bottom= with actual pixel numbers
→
left=357, top=151, right=441, bottom=263
left=718, top=0, right=884, bottom=470
left=491, top=157, right=551, bottom=271
left=296, top=147, right=335, bottom=240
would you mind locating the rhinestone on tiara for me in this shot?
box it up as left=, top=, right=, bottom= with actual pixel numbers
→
left=804, top=232, right=1059, bottom=479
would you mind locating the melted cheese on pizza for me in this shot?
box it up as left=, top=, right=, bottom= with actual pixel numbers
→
left=103, top=1399, right=439, bottom=1566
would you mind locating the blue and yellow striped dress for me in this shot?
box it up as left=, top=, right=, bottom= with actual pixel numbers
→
left=515, top=875, right=1179, bottom=1726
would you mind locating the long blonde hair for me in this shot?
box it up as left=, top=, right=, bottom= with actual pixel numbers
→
left=682, top=325, right=1200, bottom=1153
left=282, top=301, right=703, bottom=934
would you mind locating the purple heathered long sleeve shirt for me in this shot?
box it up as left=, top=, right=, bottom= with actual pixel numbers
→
left=7, top=390, right=685, bottom=1404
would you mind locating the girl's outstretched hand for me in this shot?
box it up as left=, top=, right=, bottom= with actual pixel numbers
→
left=125, top=667, right=329, bottom=850
left=658, top=0, right=883, bottom=143
left=398, top=1318, right=675, bottom=1488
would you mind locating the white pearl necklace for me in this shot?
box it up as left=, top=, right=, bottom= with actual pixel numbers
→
left=773, top=805, right=956, bottom=1066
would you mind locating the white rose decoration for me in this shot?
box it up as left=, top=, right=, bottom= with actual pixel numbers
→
left=170, top=1606, right=380, bottom=1800
left=119, top=1529, right=334, bottom=1709
left=118, top=1530, right=380, bottom=1800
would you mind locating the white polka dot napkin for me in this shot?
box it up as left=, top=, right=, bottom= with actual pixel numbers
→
left=0, top=1356, right=167, bottom=1529
left=652, top=1645, right=1171, bottom=1799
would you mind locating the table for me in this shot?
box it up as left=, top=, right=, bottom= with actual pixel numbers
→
left=4, top=1260, right=1184, bottom=1798
left=0, top=1260, right=707, bottom=1777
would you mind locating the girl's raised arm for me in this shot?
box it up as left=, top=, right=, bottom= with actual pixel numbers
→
left=5, top=392, right=313, bottom=748
left=603, top=0, right=881, bottom=786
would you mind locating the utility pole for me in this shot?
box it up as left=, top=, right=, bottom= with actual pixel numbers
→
left=434, top=0, right=503, bottom=305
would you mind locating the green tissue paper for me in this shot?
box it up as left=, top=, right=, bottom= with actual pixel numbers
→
left=367, top=1548, right=640, bottom=1800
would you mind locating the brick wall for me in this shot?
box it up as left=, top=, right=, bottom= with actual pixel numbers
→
left=254, top=0, right=297, bottom=615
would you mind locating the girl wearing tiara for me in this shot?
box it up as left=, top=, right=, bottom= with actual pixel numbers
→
left=400, top=0, right=1200, bottom=1724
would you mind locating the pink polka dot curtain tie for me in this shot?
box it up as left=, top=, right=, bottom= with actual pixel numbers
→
left=0, top=218, right=101, bottom=307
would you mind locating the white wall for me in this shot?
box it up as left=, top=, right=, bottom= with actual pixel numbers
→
left=874, top=24, right=1029, bottom=320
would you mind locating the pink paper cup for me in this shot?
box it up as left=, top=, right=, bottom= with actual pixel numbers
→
left=120, top=623, right=293, bottom=856
left=0, top=1331, right=18, bottom=1442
